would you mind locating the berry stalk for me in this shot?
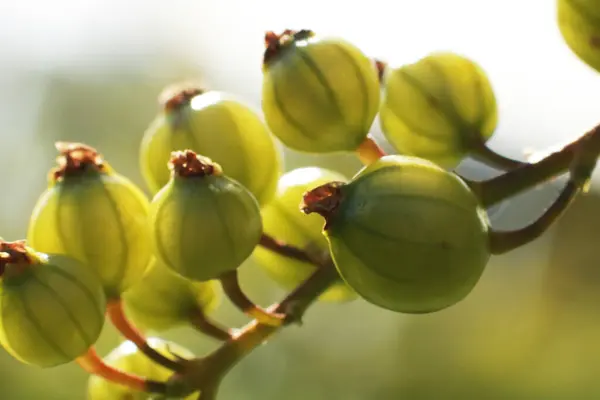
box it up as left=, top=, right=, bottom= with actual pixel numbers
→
left=106, top=299, right=185, bottom=373
left=76, top=347, right=168, bottom=394
left=219, top=270, right=286, bottom=326
left=473, top=122, right=600, bottom=208
left=356, top=136, right=386, bottom=165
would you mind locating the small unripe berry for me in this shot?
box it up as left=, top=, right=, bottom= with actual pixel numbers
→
left=149, top=150, right=262, bottom=282
left=27, top=142, right=151, bottom=299
left=123, top=258, right=221, bottom=332
left=380, top=52, right=497, bottom=169
left=303, top=155, right=491, bottom=313
left=262, top=29, right=380, bottom=153
left=253, top=167, right=356, bottom=302
left=87, top=337, right=198, bottom=399
left=141, top=86, right=282, bottom=206
left=557, top=0, right=600, bottom=74
left=0, top=240, right=106, bottom=368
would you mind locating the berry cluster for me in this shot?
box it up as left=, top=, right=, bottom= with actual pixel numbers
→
left=1, top=10, right=600, bottom=399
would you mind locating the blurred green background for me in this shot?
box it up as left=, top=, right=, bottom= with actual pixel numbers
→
left=2, top=0, right=600, bottom=399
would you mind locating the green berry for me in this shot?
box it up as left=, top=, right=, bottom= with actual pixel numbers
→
left=253, top=167, right=356, bottom=302
left=27, top=143, right=151, bottom=299
left=380, top=52, right=498, bottom=169
left=261, top=30, right=380, bottom=153
left=123, top=258, right=221, bottom=332
left=140, top=86, right=282, bottom=206
left=302, top=155, right=490, bottom=313
left=87, top=337, right=197, bottom=399
left=149, top=150, right=262, bottom=282
left=0, top=240, right=105, bottom=368
left=558, top=0, right=600, bottom=74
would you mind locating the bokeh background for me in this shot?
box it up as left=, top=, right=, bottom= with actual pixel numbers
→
left=1, top=0, right=600, bottom=399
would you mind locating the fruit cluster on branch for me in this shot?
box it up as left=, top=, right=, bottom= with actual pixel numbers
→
left=1, top=4, right=600, bottom=397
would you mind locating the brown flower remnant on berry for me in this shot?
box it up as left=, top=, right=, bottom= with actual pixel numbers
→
left=160, top=85, right=205, bottom=113
left=263, top=29, right=316, bottom=67
left=591, top=35, right=600, bottom=49
left=374, top=59, right=387, bottom=83
left=301, top=181, right=346, bottom=230
left=0, top=240, right=34, bottom=277
left=51, top=142, right=107, bottom=182
left=169, top=150, right=223, bottom=178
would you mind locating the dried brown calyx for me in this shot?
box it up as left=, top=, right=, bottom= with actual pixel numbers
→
left=263, top=29, right=315, bottom=67
left=169, top=150, right=223, bottom=178
left=301, top=181, right=346, bottom=230
left=51, top=142, right=107, bottom=182
left=0, top=240, right=34, bottom=277
left=160, top=84, right=205, bottom=114
left=374, top=59, right=388, bottom=83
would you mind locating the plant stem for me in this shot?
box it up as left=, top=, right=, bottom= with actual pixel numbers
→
left=473, top=123, right=600, bottom=208
left=470, top=139, right=528, bottom=170
left=259, top=234, right=315, bottom=264
left=356, top=136, right=386, bottom=165
left=190, top=261, right=339, bottom=388
left=188, top=311, right=233, bottom=341
left=106, top=299, right=184, bottom=373
left=219, top=270, right=286, bottom=326
left=77, top=347, right=168, bottom=394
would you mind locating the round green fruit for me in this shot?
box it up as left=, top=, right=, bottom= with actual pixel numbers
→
left=262, top=29, right=380, bottom=153
left=380, top=52, right=497, bottom=169
left=123, top=258, right=221, bottom=332
left=557, top=0, right=600, bottom=74
left=0, top=240, right=106, bottom=368
left=87, top=337, right=197, bottom=399
left=150, top=150, right=262, bottom=282
left=27, top=143, right=151, bottom=299
left=302, top=155, right=490, bottom=313
left=253, top=167, right=356, bottom=302
left=140, top=87, right=282, bottom=206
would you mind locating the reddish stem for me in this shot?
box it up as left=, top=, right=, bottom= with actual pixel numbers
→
left=76, top=347, right=167, bottom=394
left=106, top=299, right=185, bottom=373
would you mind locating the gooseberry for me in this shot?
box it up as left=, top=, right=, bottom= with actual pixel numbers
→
left=87, top=337, right=198, bottom=399
left=0, top=240, right=106, bottom=368
left=379, top=52, right=498, bottom=169
left=149, top=150, right=262, bottom=282
left=27, top=142, right=152, bottom=299
left=261, top=29, right=380, bottom=153
left=557, top=0, right=600, bottom=74
left=140, top=86, right=282, bottom=206
left=123, top=258, right=221, bottom=333
left=302, top=155, right=490, bottom=313
left=253, top=167, right=356, bottom=302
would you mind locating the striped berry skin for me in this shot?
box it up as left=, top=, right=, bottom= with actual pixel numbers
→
left=149, top=151, right=262, bottom=282
left=253, top=167, right=356, bottom=302
left=380, top=52, right=497, bottom=170
left=123, top=258, right=221, bottom=332
left=303, top=155, right=490, bottom=314
left=261, top=30, right=380, bottom=154
left=557, top=0, right=600, bottom=74
left=27, top=143, right=152, bottom=299
left=140, top=88, right=282, bottom=207
left=0, top=244, right=106, bottom=368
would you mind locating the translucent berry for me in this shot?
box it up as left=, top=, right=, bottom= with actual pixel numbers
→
left=87, top=337, right=198, bottom=399
left=123, top=258, right=221, bottom=332
left=140, top=86, right=282, bottom=206
left=0, top=240, right=106, bottom=367
left=261, top=29, right=380, bottom=153
left=253, top=167, right=356, bottom=302
left=27, top=142, right=151, bottom=299
left=302, top=155, right=490, bottom=313
left=557, top=0, right=600, bottom=74
left=380, top=52, right=498, bottom=169
left=149, top=150, right=262, bottom=282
